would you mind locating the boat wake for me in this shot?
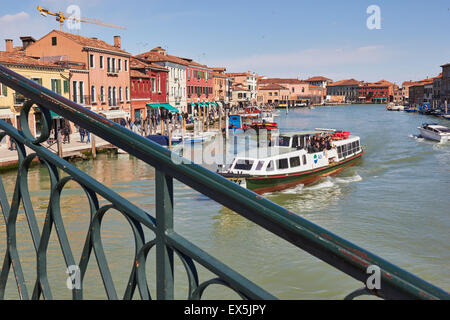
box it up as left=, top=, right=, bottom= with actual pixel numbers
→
left=276, top=173, right=362, bottom=195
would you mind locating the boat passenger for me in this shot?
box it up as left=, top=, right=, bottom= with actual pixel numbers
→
left=312, top=142, right=321, bottom=153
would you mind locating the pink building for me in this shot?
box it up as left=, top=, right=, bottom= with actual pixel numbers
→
left=26, top=30, right=132, bottom=122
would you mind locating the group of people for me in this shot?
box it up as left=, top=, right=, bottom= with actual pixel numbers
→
left=306, top=134, right=333, bottom=153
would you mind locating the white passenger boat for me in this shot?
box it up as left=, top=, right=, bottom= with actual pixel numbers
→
left=218, top=129, right=363, bottom=194
left=418, top=124, right=450, bottom=142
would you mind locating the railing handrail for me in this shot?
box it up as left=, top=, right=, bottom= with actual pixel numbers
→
left=0, top=64, right=449, bottom=300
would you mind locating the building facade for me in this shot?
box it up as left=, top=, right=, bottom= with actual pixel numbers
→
left=184, top=59, right=213, bottom=114
left=257, top=84, right=290, bottom=106
left=0, top=47, right=70, bottom=140
left=305, top=76, right=333, bottom=88
left=439, top=63, right=449, bottom=108
left=326, top=79, right=361, bottom=103
left=136, top=47, right=187, bottom=113
left=26, top=30, right=132, bottom=122
left=130, top=57, right=168, bottom=121
left=226, top=72, right=257, bottom=104
left=358, top=80, right=396, bottom=104
left=258, top=78, right=310, bottom=106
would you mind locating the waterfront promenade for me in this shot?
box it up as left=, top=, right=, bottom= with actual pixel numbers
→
left=0, top=133, right=113, bottom=170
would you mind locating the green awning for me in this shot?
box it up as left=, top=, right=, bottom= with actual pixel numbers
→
left=50, top=111, right=63, bottom=119
left=210, top=102, right=218, bottom=106
left=146, top=103, right=179, bottom=112
left=147, top=103, right=163, bottom=108
left=160, top=103, right=180, bottom=113
left=373, top=97, right=387, bottom=100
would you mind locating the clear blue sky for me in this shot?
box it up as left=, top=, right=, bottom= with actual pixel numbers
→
left=1, top=0, right=449, bottom=85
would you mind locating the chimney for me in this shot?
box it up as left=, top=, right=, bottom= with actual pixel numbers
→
left=20, top=36, right=36, bottom=50
left=114, top=35, right=121, bottom=48
left=5, top=39, right=13, bottom=52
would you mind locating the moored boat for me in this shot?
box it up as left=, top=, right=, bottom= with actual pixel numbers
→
left=218, top=129, right=364, bottom=194
left=418, top=123, right=450, bottom=142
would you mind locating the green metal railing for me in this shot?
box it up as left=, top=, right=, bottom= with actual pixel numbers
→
left=0, top=64, right=449, bottom=300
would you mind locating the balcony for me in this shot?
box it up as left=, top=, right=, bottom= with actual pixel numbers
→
left=107, top=67, right=120, bottom=76
left=13, top=93, right=27, bottom=106
left=73, top=95, right=92, bottom=105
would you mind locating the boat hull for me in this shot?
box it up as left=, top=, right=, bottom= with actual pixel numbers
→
left=418, top=128, right=449, bottom=142
left=244, top=152, right=363, bottom=194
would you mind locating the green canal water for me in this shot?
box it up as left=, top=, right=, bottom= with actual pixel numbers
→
left=0, top=104, right=449, bottom=299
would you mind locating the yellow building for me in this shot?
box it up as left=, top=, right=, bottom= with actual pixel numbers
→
left=0, top=47, right=70, bottom=144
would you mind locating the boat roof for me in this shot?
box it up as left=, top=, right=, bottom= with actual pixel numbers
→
left=233, top=146, right=303, bottom=159
left=278, top=130, right=324, bottom=137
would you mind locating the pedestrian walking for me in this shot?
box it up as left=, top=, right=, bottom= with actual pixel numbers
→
left=86, top=130, right=91, bottom=143
left=79, top=127, right=85, bottom=143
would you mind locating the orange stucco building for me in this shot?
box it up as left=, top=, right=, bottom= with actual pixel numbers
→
left=26, top=30, right=132, bottom=122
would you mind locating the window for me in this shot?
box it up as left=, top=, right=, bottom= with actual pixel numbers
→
left=107, top=57, right=111, bottom=72
left=32, top=78, right=43, bottom=85
left=277, top=158, right=289, bottom=170
left=290, top=157, right=301, bottom=168
left=119, top=87, right=123, bottom=102
left=302, top=155, right=307, bottom=165
left=126, top=87, right=129, bottom=101
left=118, top=59, right=122, bottom=71
left=100, top=86, right=105, bottom=103
left=51, top=79, right=62, bottom=94
left=51, top=37, right=57, bottom=46
left=100, top=56, right=104, bottom=69
left=0, top=83, right=7, bottom=97
left=112, top=58, right=116, bottom=72
left=234, top=159, right=254, bottom=171
left=124, top=60, right=128, bottom=71
left=255, top=161, right=265, bottom=170
left=152, top=78, right=156, bottom=92
left=91, top=86, right=96, bottom=103
left=63, top=80, right=69, bottom=93
left=90, top=54, right=95, bottom=68
left=278, top=137, right=291, bottom=147
left=72, top=81, right=78, bottom=103
left=266, top=161, right=274, bottom=171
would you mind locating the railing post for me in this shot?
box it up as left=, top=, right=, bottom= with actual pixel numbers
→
left=155, top=169, right=174, bottom=300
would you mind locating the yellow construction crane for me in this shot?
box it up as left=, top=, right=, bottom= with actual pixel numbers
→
left=37, top=5, right=126, bottom=32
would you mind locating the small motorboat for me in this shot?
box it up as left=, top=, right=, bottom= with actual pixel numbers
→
left=386, top=103, right=405, bottom=111
left=418, top=124, right=450, bottom=142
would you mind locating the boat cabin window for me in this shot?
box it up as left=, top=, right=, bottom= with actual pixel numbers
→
left=234, top=159, right=254, bottom=171
left=289, top=156, right=301, bottom=168
left=266, top=160, right=274, bottom=171
left=277, top=158, right=289, bottom=170
left=302, top=155, right=307, bottom=165
left=255, top=161, right=265, bottom=171
left=278, top=137, right=291, bottom=147
left=338, top=140, right=361, bottom=159
left=291, top=136, right=299, bottom=148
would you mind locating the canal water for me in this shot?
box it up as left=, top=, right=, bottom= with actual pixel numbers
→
left=0, top=104, right=449, bottom=299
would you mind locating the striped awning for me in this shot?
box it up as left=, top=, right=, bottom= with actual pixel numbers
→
left=147, top=103, right=179, bottom=113
left=0, top=108, right=14, bottom=119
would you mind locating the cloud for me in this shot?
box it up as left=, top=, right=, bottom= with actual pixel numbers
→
left=0, top=11, right=29, bottom=24
left=0, top=11, right=52, bottom=50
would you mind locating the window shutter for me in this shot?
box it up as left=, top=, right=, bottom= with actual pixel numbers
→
left=64, top=80, right=69, bottom=93
left=2, top=84, right=7, bottom=97
left=56, top=80, right=62, bottom=94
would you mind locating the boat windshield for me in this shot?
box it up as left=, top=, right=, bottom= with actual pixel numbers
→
left=233, top=159, right=254, bottom=171
left=278, top=136, right=291, bottom=147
